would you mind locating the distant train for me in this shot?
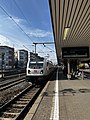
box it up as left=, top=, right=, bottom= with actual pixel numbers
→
left=26, top=58, right=54, bottom=84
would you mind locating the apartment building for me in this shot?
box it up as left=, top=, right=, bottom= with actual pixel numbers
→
left=0, top=46, right=14, bottom=69
left=30, top=52, right=44, bottom=61
left=17, top=50, right=44, bottom=68
left=18, top=49, right=28, bottom=68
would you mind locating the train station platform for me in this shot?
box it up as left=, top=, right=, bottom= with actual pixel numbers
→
left=24, top=70, right=90, bottom=120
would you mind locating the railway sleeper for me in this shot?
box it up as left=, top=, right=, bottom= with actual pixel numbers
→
left=20, top=96, right=32, bottom=99
left=0, top=85, right=41, bottom=119
left=6, top=108, right=21, bottom=113
left=16, top=101, right=29, bottom=104
left=0, top=113, right=16, bottom=118
left=12, top=104, right=26, bottom=107
left=3, top=112, right=19, bottom=115
left=19, top=98, right=30, bottom=101
left=0, top=117, right=14, bottom=120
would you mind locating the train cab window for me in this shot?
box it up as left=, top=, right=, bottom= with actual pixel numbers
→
left=36, top=63, right=43, bottom=69
left=29, top=63, right=36, bottom=68
left=29, top=62, right=43, bottom=69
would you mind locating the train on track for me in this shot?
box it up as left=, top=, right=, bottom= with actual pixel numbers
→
left=26, top=58, right=54, bottom=84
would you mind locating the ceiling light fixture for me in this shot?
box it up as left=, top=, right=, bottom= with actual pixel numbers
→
left=63, top=27, right=70, bottom=40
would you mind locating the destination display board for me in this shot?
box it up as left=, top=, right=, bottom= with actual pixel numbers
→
left=62, top=47, right=89, bottom=58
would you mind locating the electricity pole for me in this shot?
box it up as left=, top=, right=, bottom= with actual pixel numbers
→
left=33, top=42, right=54, bottom=55
left=32, top=42, right=54, bottom=62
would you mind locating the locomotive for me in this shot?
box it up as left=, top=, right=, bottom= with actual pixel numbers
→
left=26, top=58, right=54, bottom=84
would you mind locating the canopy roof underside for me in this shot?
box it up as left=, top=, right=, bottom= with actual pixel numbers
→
left=49, top=0, right=90, bottom=63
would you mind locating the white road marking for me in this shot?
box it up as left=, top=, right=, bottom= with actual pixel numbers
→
left=50, top=70, right=59, bottom=120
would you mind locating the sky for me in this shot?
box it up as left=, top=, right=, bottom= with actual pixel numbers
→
left=0, top=0, right=57, bottom=64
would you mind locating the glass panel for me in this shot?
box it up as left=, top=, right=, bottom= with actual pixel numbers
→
left=29, top=62, right=43, bottom=69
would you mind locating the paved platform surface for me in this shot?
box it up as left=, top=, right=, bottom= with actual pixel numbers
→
left=24, top=71, right=90, bottom=120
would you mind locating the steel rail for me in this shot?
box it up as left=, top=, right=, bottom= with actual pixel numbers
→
left=0, top=79, right=25, bottom=91
left=0, top=75, right=25, bottom=87
left=0, top=84, right=43, bottom=120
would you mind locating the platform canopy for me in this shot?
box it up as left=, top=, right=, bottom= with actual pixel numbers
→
left=49, top=0, right=90, bottom=63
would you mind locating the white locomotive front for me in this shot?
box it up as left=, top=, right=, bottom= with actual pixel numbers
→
left=27, top=61, right=44, bottom=76
left=26, top=59, right=53, bottom=84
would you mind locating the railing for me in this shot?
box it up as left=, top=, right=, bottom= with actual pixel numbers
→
left=79, top=69, right=90, bottom=79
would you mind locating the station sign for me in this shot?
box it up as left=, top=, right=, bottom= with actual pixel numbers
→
left=62, top=47, right=89, bottom=58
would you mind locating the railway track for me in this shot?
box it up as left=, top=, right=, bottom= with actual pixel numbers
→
left=3, top=73, right=26, bottom=79
left=0, top=73, right=25, bottom=82
left=0, top=73, right=26, bottom=91
left=0, top=78, right=25, bottom=91
left=0, top=84, right=43, bottom=120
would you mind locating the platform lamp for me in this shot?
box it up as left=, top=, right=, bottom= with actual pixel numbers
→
left=63, top=27, right=70, bottom=40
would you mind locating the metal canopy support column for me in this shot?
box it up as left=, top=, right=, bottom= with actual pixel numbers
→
left=67, top=59, right=71, bottom=80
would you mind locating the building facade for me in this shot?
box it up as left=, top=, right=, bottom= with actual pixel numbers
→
left=18, top=49, right=28, bottom=68
left=30, top=52, right=44, bottom=61
left=0, top=46, right=14, bottom=70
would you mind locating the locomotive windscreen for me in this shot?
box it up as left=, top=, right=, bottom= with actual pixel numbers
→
left=29, top=62, right=43, bottom=69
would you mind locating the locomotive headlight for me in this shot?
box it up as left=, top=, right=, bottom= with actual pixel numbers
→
left=28, top=70, right=31, bottom=74
left=40, top=70, right=43, bottom=74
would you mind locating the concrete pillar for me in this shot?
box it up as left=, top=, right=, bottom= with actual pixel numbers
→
left=82, top=70, right=84, bottom=80
left=67, top=59, right=71, bottom=80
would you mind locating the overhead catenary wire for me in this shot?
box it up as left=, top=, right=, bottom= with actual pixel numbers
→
left=44, top=44, right=55, bottom=52
left=0, top=33, right=25, bottom=48
left=38, top=50, right=54, bottom=53
left=0, top=4, right=44, bottom=53
left=13, top=0, right=31, bottom=26
left=23, top=45, right=30, bottom=51
left=0, top=4, right=55, bottom=57
left=0, top=5, right=33, bottom=43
